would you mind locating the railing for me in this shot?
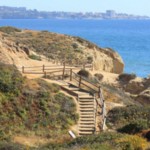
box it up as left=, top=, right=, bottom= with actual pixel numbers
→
left=20, top=63, right=93, bottom=74
left=71, top=71, right=106, bottom=131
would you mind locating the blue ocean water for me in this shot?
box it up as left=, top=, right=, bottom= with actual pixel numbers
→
left=0, top=19, right=150, bottom=77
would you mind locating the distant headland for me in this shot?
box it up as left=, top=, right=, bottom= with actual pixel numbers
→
left=0, top=6, right=149, bottom=19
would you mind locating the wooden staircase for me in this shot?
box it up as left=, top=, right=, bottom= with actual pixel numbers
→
left=78, top=96, right=96, bottom=135
left=59, top=80, right=96, bottom=136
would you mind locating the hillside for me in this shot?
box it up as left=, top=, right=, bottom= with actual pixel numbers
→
left=0, top=63, right=78, bottom=146
left=0, top=26, right=124, bottom=74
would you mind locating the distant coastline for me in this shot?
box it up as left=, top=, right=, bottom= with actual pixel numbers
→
left=0, top=6, right=149, bottom=20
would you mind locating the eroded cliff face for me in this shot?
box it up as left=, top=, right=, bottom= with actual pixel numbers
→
left=73, top=38, right=124, bottom=74
left=0, top=34, right=31, bottom=67
left=86, top=47, right=124, bottom=74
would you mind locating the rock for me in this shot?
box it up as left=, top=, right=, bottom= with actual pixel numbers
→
left=139, top=129, right=150, bottom=141
left=136, top=88, right=150, bottom=105
left=84, top=46, right=124, bottom=74
left=124, top=81, right=145, bottom=94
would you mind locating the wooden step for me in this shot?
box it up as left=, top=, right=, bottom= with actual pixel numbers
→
left=75, top=91, right=90, bottom=95
left=80, top=118, right=94, bottom=121
left=79, top=105, right=93, bottom=108
left=68, top=88, right=80, bottom=91
left=80, top=115, right=94, bottom=118
left=79, top=128, right=95, bottom=131
left=79, top=99, right=94, bottom=102
left=79, top=108, right=94, bottom=111
left=79, top=96, right=93, bottom=99
left=79, top=125, right=95, bottom=128
left=79, top=131, right=94, bottom=135
left=80, top=112, right=94, bottom=114
left=79, top=120, right=95, bottom=123
left=79, top=102, right=94, bottom=105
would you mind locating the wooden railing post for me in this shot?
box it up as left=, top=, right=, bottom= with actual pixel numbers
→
left=43, top=65, right=45, bottom=72
left=70, top=69, right=72, bottom=81
left=79, top=75, right=82, bottom=87
left=98, top=86, right=100, bottom=98
left=22, top=66, right=24, bottom=73
left=94, top=94, right=96, bottom=134
left=44, top=72, right=47, bottom=78
left=62, top=62, right=66, bottom=80
left=83, top=64, right=85, bottom=69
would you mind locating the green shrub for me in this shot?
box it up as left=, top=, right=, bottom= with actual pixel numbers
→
left=76, top=37, right=84, bottom=44
left=29, top=54, right=41, bottom=61
left=117, top=119, right=149, bottom=134
left=107, top=105, right=150, bottom=129
left=95, top=73, right=104, bottom=81
left=78, top=69, right=90, bottom=78
left=41, top=30, right=49, bottom=32
left=87, top=56, right=93, bottom=62
left=74, top=49, right=83, bottom=53
left=72, top=43, right=78, bottom=49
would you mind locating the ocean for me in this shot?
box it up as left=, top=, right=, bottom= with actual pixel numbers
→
left=0, top=19, right=150, bottom=77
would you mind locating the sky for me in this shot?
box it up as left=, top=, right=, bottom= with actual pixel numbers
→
left=1, top=0, right=150, bottom=16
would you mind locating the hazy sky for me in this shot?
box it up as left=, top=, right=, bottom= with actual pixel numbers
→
left=1, top=0, right=150, bottom=16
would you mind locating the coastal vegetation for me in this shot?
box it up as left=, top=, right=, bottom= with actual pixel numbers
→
left=0, top=26, right=94, bottom=65
left=107, top=105, right=150, bottom=134
left=0, top=63, right=78, bottom=144
left=0, top=132, right=149, bottom=149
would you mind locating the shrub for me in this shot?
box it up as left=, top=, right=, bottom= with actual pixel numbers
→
left=41, top=30, right=49, bottom=32
left=74, top=49, right=83, bottom=53
left=118, top=73, right=136, bottom=82
left=117, top=119, right=149, bottom=134
left=76, top=37, right=84, bottom=44
left=94, top=73, right=104, bottom=81
left=72, top=43, right=78, bottom=49
left=29, top=54, right=41, bottom=61
left=87, top=56, right=93, bottom=62
left=107, top=105, right=150, bottom=129
left=78, top=69, right=90, bottom=78
left=115, top=134, right=149, bottom=150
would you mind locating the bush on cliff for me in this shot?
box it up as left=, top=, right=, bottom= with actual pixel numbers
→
left=118, top=73, right=136, bottom=82
left=29, top=54, right=41, bottom=61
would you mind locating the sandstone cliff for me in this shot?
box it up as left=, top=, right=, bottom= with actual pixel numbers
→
left=0, top=27, right=124, bottom=74
left=74, top=39, right=124, bottom=74
left=0, top=34, right=31, bottom=67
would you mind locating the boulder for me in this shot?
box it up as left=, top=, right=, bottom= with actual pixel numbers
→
left=136, top=88, right=150, bottom=105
